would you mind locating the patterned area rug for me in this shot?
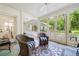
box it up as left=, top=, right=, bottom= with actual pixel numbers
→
left=49, top=46, right=64, bottom=56
left=32, top=46, right=64, bottom=56
left=36, top=47, right=64, bottom=56
left=34, top=40, right=64, bottom=56
left=39, top=48, right=52, bottom=56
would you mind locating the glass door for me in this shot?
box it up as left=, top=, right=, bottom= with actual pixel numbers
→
left=55, top=15, right=66, bottom=44
left=48, top=17, right=55, bottom=41
left=67, top=10, right=79, bottom=47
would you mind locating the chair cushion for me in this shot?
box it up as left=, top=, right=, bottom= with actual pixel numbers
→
left=26, top=41, right=35, bottom=50
left=39, top=36, right=48, bottom=46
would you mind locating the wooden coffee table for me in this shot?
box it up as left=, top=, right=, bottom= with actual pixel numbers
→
left=0, top=38, right=11, bottom=52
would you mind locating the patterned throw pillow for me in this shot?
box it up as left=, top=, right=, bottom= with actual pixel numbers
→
left=26, top=41, right=35, bottom=49
left=40, top=37, right=47, bottom=40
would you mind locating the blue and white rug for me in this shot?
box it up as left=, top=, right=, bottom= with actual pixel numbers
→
left=34, top=39, right=77, bottom=56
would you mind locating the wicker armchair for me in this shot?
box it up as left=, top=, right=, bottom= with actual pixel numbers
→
left=38, top=33, right=49, bottom=47
left=16, top=34, right=37, bottom=56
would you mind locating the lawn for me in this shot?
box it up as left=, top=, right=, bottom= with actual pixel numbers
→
left=71, top=30, right=79, bottom=36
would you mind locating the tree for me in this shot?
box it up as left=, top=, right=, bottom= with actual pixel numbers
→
left=49, top=18, right=54, bottom=30
left=57, top=16, right=65, bottom=30
left=70, top=10, right=79, bottom=30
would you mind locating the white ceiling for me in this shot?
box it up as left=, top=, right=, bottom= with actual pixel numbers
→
left=2, top=3, right=72, bottom=17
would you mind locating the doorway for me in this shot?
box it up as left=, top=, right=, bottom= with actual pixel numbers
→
left=0, top=14, right=17, bottom=39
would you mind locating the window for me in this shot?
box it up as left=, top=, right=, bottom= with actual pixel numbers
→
left=57, top=16, right=65, bottom=32
left=4, top=22, right=13, bottom=31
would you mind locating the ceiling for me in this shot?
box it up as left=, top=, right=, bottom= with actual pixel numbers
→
left=2, top=3, right=72, bottom=17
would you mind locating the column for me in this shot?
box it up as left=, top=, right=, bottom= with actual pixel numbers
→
left=63, top=14, right=68, bottom=44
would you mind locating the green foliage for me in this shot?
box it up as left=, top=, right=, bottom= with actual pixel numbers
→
left=49, top=18, right=54, bottom=30
left=70, top=10, right=79, bottom=30
left=57, top=16, right=64, bottom=30
left=49, top=19, right=54, bottom=26
left=41, top=17, right=55, bottom=31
